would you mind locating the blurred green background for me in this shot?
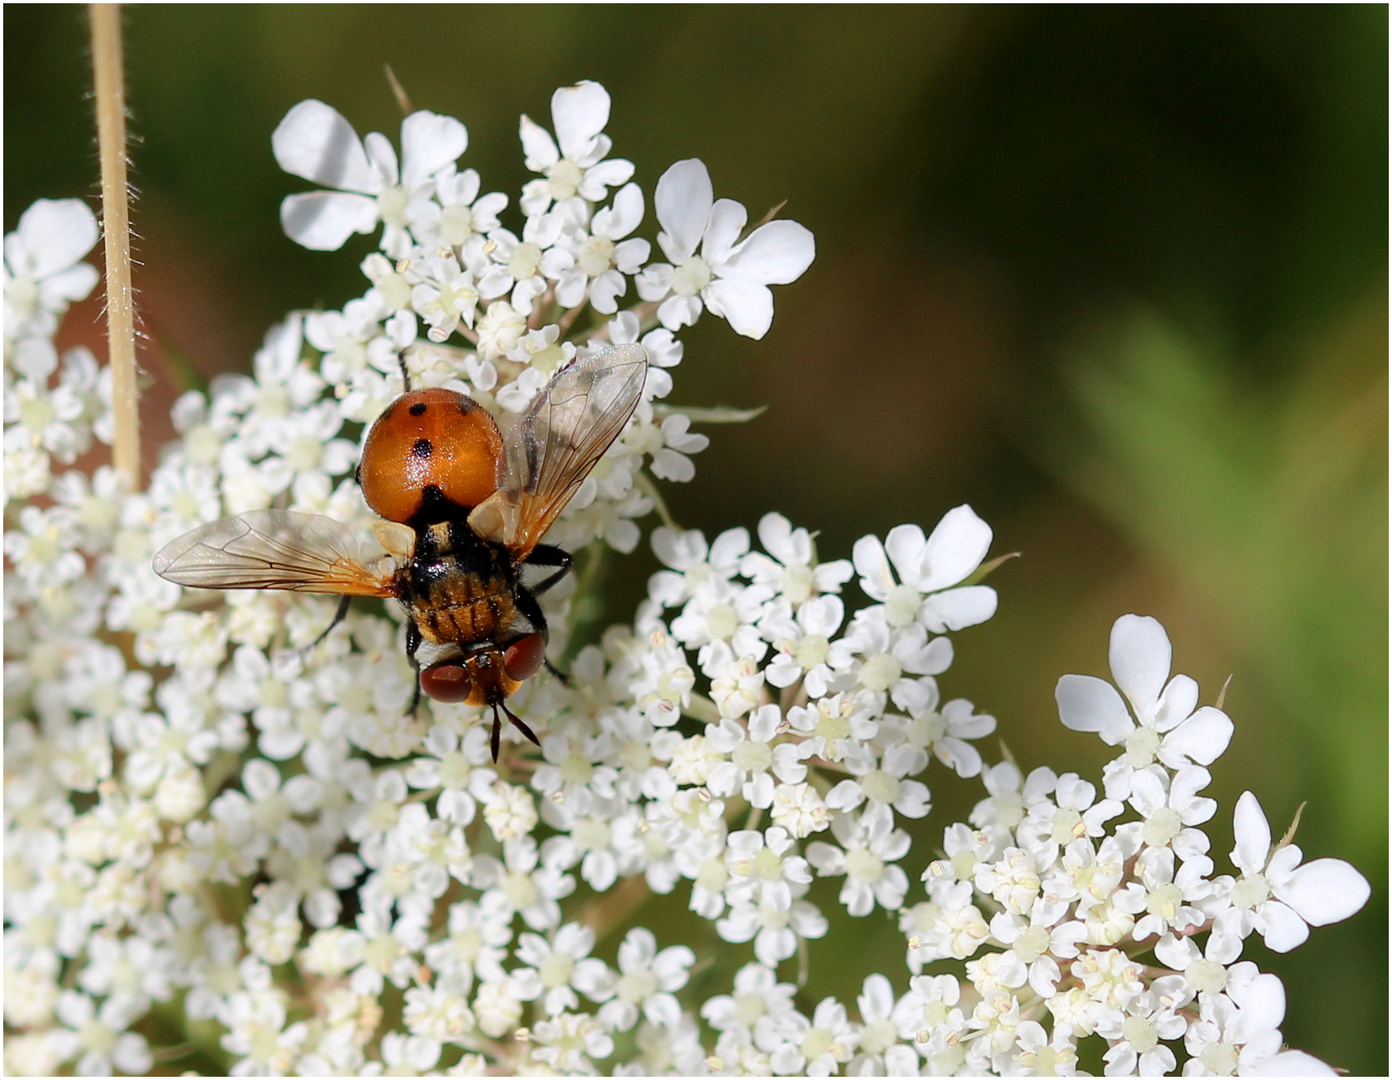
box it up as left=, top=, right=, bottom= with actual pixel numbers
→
left=6, top=5, right=1385, bottom=1074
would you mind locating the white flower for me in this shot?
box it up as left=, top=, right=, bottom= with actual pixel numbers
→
left=478, top=209, right=572, bottom=315
left=636, top=158, right=815, bottom=339
left=421, top=899, right=511, bottom=997
left=528, top=1011, right=615, bottom=1073
left=724, top=824, right=812, bottom=911
left=45, top=990, right=152, bottom=1077
left=519, top=80, right=635, bottom=216
left=405, top=725, right=495, bottom=824
left=408, top=163, right=507, bottom=251
left=274, top=100, right=466, bottom=255
left=1226, top=790, right=1370, bottom=952
left=219, top=979, right=309, bottom=1075
left=1056, top=614, right=1235, bottom=795
left=555, top=182, right=650, bottom=313
left=472, top=976, right=524, bottom=1039
left=806, top=811, right=912, bottom=916
left=76, top=932, right=175, bottom=1014
left=1095, top=984, right=1187, bottom=1075
left=1128, top=764, right=1217, bottom=859
left=762, top=594, right=846, bottom=698
left=595, top=927, right=695, bottom=1032
left=702, top=962, right=799, bottom=1035
left=6, top=504, right=85, bottom=587
left=1153, top=911, right=1244, bottom=998
left=893, top=682, right=996, bottom=779
left=345, top=900, right=429, bottom=998
left=848, top=974, right=918, bottom=1076
left=765, top=996, right=859, bottom=1077
left=474, top=299, right=528, bottom=362
left=510, top=922, right=612, bottom=1016
left=852, top=505, right=998, bottom=632
left=3, top=198, right=100, bottom=342
left=473, top=836, right=574, bottom=931
left=836, top=618, right=951, bottom=714
left=244, top=880, right=303, bottom=965
left=4, top=369, right=90, bottom=464
left=716, top=893, right=827, bottom=968
left=825, top=741, right=933, bottom=830
left=706, top=706, right=809, bottom=809
left=786, top=694, right=878, bottom=765
left=1182, top=966, right=1336, bottom=1076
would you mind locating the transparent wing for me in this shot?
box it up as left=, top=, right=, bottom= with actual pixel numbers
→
left=152, top=510, right=398, bottom=596
left=469, top=344, right=648, bottom=560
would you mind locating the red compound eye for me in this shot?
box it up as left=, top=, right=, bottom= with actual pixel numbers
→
left=420, top=662, right=472, bottom=703
left=504, top=634, right=547, bottom=683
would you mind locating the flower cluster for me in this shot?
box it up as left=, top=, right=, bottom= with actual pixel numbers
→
left=2, top=82, right=1369, bottom=1077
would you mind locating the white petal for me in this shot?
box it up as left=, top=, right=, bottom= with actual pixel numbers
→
left=1257, top=900, right=1309, bottom=953
left=519, top=114, right=560, bottom=171
left=1109, top=614, right=1172, bottom=718
left=635, top=262, right=673, bottom=302
left=656, top=293, right=701, bottom=332
left=594, top=182, right=644, bottom=239
left=588, top=270, right=625, bottom=314
left=1274, top=858, right=1370, bottom=926
left=702, top=198, right=748, bottom=265
left=651, top=447, right=695, bottom=482
left=920, top=635, right=954, bottom=676
left=723, top=219, right=816, bottom=285
left=577, top=158, right=635, bottom=200
left=280, top=191, right=379, bottom=251
left=1230, top=791, right=1271, bottom=875
left=1056, top=674, right=1133, bottom=742
left=273, top=100, right=378, bottom=193
left=1127, top=768, right=1167, bottom=816
left=612, top=236, right=649, bottom=273
left=1169, top=764, right=1213, bottom=807
left=920, top=585, right=997, bottom=633
left=1251, top=1050, right=1337, bottom=1076
left=858, top=973, right=895, bottom=1021
left=882, top=523, right=927, bottom=582
left=852, top=535, right=895, bottom=602
left=552, top=81, right=611, bottom=162
left=1159, top=706, right=1232, bottom=766
left=18, top=198, right=99, bottom=279
left=363, top=132, right=399, bottom=185
left=703, top=278, right=774, bottom=339
left=400, top=111, right=467, bottom=191
left=1153, top=673, right=1199, bottom=731
left=1152, top=933, right=1199, bottom=970
left=1233, top=972, right=1285, bottom=1037
left=654, top=159, right=713, bottom=261
left=41, top=264, right=100, bottom=305
left=921, top=505, right=992, bottom=591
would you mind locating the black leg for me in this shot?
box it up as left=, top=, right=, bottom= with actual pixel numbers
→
left=305, top=595, right=352, bottom=651
left=543, top=658, right=571, bottom=687
left=405, top=621, right=423, bottom=716
left=398, top=352, right=412, bottom=392
left=523, top=544, right=573, bottom=596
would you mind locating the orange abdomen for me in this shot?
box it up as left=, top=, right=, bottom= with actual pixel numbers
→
left=358, top=389, right=504, bottom=523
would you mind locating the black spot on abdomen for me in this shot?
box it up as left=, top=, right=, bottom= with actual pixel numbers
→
left=412, top=438, right=432, bottom=458
left=409, top=401, right=427, bottom=417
